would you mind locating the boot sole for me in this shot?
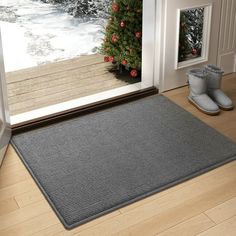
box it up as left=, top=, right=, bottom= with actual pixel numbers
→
left=217, top=104, right=234, bottom=111
left=188, top=98, right=220, bottom=116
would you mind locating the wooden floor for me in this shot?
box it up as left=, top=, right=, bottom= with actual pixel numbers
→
left=6, top=54, right=133, bottom=116
left=0, top=73, right=236, bottom=236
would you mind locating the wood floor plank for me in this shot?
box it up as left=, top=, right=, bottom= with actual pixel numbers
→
left=0, top=167, right=31, bottom=189
left=7, top=63, right=111, bottom=97
left=0, top=161, right=26, bottom=176
left=205, top=197, right=236, bottom=224
left=155, top=214, right=215, bottom=236
left=14, top=189, right=44, bottom=208
left=31, top=210, right=121, bottom=236
left=0, top=212, right=60, bottom=236
left=9, top=83, right=125, bottom=115
left=9, top=75, right=128, bottom=115
left=6, top=54, right=103, bottom=83
left=0, top=179, right=38, bottom=202
left=196, top=215, right=236, bottom=236
left=1, top=147, right=21, bottom=168
left=8, top=72, right=123, bottom=105
left=0, top=198, right=19, bottom=216
left=6, top=54, right=133, bottom=115
left=31, top=223, right=64, bottom=236
left=0, top=200, right=50, bottom=231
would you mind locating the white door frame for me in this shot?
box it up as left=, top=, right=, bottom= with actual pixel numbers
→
left=153, top=0, right=166, bottom=88
left=0, top=29, right=11, bottom=166
left=141, top=0, right=156, bottom=88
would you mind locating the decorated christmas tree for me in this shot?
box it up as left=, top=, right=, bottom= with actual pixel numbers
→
left=101, top=0, right=142, bottom=78
left=178, top=8, right=204, bottom=62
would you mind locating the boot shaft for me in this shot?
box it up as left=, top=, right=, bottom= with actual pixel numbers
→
left=204, top=65, right=224, bottom=89
left=204, top=65, right=233, bottom=110
left=187, top=68, right=207, bottom=95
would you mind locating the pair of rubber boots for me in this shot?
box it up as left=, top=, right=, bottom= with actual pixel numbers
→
left=187, top=65, right=234, bottom=115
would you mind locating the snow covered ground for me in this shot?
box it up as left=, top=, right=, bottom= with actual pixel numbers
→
left=0, top=0, right=105, bottom=72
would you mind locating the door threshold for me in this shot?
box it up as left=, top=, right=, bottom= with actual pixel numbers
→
left=11, top=83, right=158, bottom=134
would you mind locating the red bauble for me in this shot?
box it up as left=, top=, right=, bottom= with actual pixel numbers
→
left=104, top=56, right=109, bottom=62
left=135, top=31, right=142, bottom=39
left=130, top=69, right=138, bottom=78
left=108, top=56, right=114, bottom=62
left=126, top=6, right=130, bottom=11
left=122, top=60, right=127, bottom=65
left=192, top=48, right=197, bottom=55
left=112, top=3, right=120, bottom=12
left=112, top=35, right=119, bottom=43
left=120, top=21, right=125, bottom=28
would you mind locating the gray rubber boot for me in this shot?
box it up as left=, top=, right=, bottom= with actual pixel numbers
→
left=204, top=64, right=234, bottom=110
left=187, top=68, right=220, bottom=115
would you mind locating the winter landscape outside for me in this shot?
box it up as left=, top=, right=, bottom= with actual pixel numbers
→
left=0, top=0, right=111, bottom=72
left=2, top=0, right=143, bottom=116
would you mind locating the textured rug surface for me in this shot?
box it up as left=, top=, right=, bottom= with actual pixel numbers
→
left=11, top=95, right=236, bottom=229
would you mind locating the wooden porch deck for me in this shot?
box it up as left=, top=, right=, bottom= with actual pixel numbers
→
left=6, top=54, right=136, bottom=116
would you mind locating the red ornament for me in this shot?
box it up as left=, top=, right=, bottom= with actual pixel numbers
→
left=120, top=21, right=125, bottom=28
left=112, top=35, right=119, bottom=43
left=122, top=60, right=127, bottom=65
left=135, top=31, right=142, bottom=39
left=126, top=6, right=130, bottom=11
left=130, top=69, right=138, bottom=78
left=104, top=56, right=109, bottom=62
left=108, top=56, right=114, bottom=62
left=112, top=3, right=120, bottom=12
left=192, top=48, right=197, bottom=55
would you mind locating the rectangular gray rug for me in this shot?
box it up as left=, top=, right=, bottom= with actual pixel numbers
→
left=11, top=95, right=236, bottom=229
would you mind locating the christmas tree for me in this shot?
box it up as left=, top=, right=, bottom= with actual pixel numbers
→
left=178, top=8, right=204, bottom=62
left=101, top=0, right=142, bottom=78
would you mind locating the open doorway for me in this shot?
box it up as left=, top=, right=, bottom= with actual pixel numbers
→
left=0, top=0, right=154, bottom=123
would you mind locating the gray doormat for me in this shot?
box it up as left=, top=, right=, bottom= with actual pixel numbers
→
left=11, top=95, right=236, bottom=229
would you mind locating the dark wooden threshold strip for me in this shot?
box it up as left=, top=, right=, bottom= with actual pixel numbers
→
left=12, top=87, right=158, bottom=135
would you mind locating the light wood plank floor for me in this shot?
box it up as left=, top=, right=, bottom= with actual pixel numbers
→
left=0, top=73, right=235, bottom=236
left=6, top=54, right=136, bottom=116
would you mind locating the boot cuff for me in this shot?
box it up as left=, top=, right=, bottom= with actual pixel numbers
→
left=204, top=64, right=224, bottom=74
left=186, top=68, right=207, bottom=78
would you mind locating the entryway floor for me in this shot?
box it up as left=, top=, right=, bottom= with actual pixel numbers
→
left=0, top=73, right=235, bottom=235
left=6, top=54, right=137, bottom=116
